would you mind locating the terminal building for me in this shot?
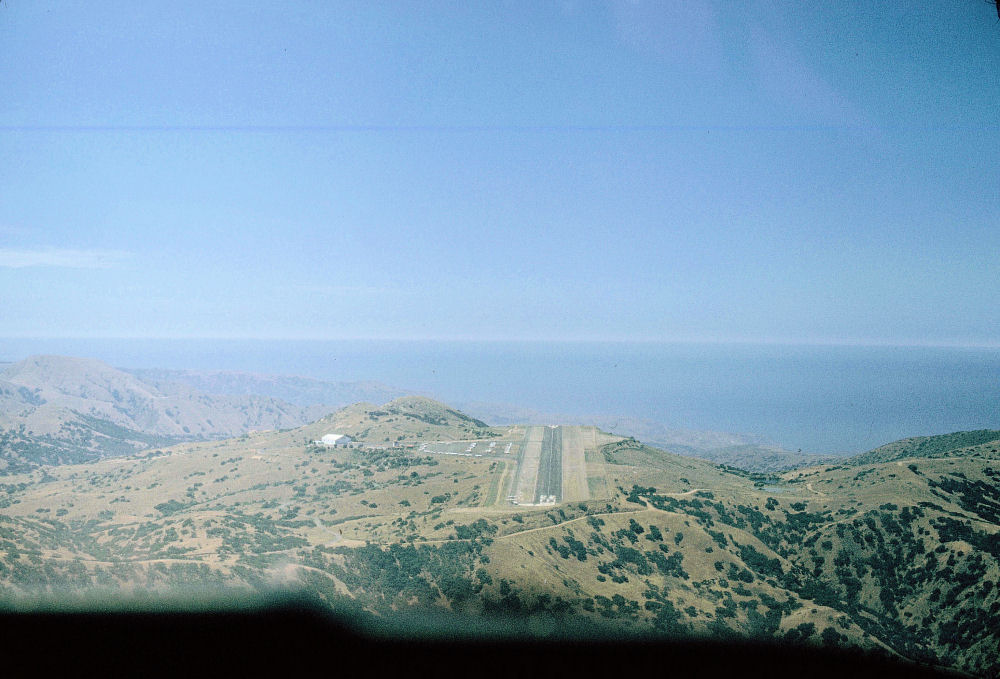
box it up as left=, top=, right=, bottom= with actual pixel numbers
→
left=315, top=433, right=352, bottom=447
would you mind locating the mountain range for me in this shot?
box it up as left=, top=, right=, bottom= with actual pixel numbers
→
left=0, top=356, right=335, bottom=471
left=0, top=355, right=824, bottom=474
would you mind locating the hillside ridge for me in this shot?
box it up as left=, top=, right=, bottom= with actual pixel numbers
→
left=0, top=355, right=327, bottom=471
left=848, top=429, right=1000, bottom=466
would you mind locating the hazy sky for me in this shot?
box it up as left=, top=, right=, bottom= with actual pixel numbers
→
left=1, top=1, right=998, bottom=344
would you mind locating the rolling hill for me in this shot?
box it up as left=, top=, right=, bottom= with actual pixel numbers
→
left=0, top=356, right=330, bottom=471
left=847, top=429, right=1000, bottom=466
left=0, top=397, right=997, bottom=675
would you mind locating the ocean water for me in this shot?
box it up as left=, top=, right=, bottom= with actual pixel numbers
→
left=0, top=338, right=997, bottom=455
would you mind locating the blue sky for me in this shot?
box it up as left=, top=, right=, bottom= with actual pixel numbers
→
left=1, top=1, right=998, bottom=344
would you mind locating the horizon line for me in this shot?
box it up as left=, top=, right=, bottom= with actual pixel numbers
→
left=0, top=335, right=997, bottom=350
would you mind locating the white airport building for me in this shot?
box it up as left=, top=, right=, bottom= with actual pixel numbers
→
left=316, top=433, right=352, bottom=447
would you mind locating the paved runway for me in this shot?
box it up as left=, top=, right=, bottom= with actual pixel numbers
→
left=534, top=426, right=562, bottom=504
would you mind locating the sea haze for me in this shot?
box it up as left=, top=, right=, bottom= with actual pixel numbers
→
left=0, top=338, right=996, bottom=455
